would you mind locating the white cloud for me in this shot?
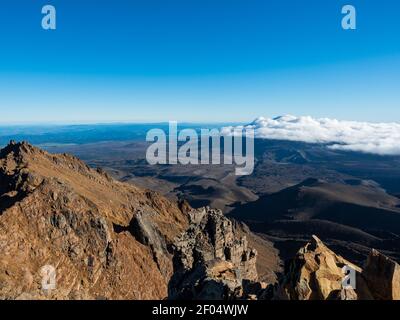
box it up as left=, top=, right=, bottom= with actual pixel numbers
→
left=221, top=115, right=400, bottom=155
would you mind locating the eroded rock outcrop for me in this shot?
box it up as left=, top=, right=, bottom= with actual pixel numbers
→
left=273, top=235, right=400, bottom=300
left=274, top=235, right=363, bottom=300
left=168, top=207, right=260, bottom=300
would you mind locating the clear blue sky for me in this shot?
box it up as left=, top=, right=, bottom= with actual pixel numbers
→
left=0, top=0, right=399, bottom=123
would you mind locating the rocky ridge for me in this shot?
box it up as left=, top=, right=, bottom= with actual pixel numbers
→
left=1, top=141, right=399, bottom=300
left=0, top=141, right=188, bottom=299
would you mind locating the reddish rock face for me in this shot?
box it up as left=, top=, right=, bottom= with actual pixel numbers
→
left=0, top=141, right=188, bottom=300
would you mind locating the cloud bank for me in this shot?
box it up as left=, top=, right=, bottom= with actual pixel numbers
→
left=221, top=115, right=400, bottom=156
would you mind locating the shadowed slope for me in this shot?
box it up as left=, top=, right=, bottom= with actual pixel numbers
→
left=230, top=178, right=400, bottom=263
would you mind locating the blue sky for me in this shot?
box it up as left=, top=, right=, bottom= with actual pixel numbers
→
left=0, top=0, right=399, bottom=123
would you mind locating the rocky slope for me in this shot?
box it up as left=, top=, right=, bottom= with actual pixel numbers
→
left=0, top=141, right=188, bottom=299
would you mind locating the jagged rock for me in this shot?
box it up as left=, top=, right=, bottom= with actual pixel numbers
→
left=272, top=235, right=400, bottom=300
left=0, top=141, right=189, bottom=300
left=274, top=235, right=363, bottom=300
left=362, top=249, right=400, bottom=300
left=168, top=207, right=259, bottom=300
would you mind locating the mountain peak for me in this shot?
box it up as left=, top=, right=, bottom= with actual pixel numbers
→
left=0, top=140, right=38, bottom=158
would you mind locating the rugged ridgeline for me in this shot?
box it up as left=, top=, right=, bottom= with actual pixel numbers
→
left=0, top=141, right=189, bottom=299
left=0, top=141, right=399, bottom=300
left=168, top=209, right=400, bottom=300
